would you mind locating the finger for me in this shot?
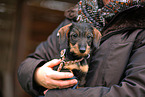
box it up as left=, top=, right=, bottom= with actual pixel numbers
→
left=44, top=90, right=48, bottom=95
left=51, top=79, right=78, bottom=88
left=44, top=84, right=59, bottom=89
left=44, top=59, right=61, bottom=68
left=49, top=71, right=74, bottom=80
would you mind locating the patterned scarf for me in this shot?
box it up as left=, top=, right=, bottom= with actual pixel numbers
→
left=77, top=0, right=145, bottom=31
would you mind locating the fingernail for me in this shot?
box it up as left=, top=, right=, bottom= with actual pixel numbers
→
left=68, top=73, right=74, bottom=77
left=73, top=79, right=78, bottom=84
left=58, top=59, right=61, bottom=61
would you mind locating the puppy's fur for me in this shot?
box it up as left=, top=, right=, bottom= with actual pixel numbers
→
left=58, top=22, right=102, bottom=87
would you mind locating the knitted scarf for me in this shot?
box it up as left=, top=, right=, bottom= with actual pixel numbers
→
left=77, top=0, right=145, bottom=31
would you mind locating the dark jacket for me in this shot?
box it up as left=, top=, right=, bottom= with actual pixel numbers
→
left=18, top=5, right=145, bottom=97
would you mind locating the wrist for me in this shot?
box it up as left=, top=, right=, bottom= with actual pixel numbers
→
left=34, top=67, right=42, bottom=86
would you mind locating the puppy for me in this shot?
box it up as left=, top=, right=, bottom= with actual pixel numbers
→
left=58, top=22, right=102, bottom=87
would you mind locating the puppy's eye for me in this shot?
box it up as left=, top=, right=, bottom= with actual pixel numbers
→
left=87, top=35, right=93, bottom=39
left=71, top=33, right=78, bottom=39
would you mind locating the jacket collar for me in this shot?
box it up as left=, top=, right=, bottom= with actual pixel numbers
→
left=102, top=6, right=145, bottom=35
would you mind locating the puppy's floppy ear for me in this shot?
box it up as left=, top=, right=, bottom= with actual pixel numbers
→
left=58, top=23, right=72, bottom=50
left=92, top=26, right=102, bottom=48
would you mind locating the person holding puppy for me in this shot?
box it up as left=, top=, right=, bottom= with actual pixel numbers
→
left=18, top=0, right=145, bottom=97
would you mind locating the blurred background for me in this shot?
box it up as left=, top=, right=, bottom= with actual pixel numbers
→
left=0, top=0, right=79, bottom=97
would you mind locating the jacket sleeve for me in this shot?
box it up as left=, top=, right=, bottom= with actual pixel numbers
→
left=17, top=19, right=72, bottom=96
left=45, top=31, right=145, bottom=97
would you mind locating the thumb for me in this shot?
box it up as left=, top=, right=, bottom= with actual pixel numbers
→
left=44, top=59, right=61, bottom=68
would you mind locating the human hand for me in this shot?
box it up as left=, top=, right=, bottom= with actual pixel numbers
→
left=34, top=59, right=78, bottom=89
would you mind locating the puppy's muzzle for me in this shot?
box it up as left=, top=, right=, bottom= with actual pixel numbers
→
left=79, top=45, right=86, bottom=53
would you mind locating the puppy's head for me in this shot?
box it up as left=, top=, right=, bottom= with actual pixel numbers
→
left=59, top=23, right=102, bottom=57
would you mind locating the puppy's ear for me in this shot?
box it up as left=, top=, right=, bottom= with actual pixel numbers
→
left=92, top=26, right=102, bottom=48
left=58, top=23, right=72, bottom=50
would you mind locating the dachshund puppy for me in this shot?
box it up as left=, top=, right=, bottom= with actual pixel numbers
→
left=58, top=22, right=102, bottom=87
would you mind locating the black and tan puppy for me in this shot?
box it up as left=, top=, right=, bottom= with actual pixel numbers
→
left=58, top=22, right=102, bottom=87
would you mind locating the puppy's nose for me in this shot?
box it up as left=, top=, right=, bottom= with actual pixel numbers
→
left=79, top=47, right=86, bottom=53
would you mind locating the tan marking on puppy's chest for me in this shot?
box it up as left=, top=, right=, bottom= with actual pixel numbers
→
left=64, top=63, right=89, bottom=73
